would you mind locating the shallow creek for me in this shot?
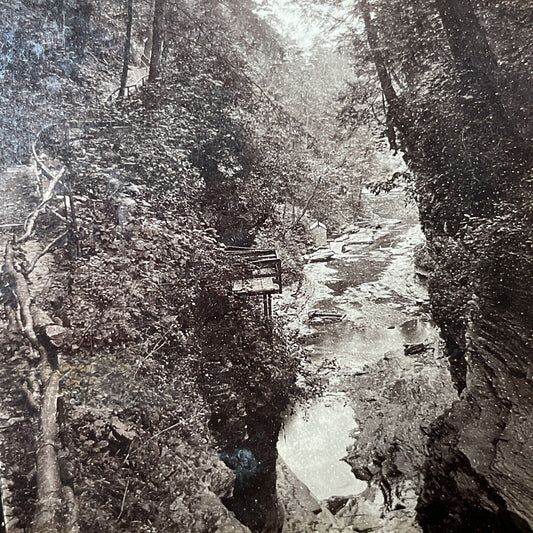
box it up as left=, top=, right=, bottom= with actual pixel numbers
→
left=277, top=190, right=436, bottom=505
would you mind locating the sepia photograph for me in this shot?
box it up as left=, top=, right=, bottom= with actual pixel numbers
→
left=0, top=1, right=532, bottom=532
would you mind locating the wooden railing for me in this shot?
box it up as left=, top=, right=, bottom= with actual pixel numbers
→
left=30, top=74, right=144, bottom=252
left=106, top=73, right=149, bottom=103
left=226, top=246, right=282, bottom=318
left=32, top=119, right=131, bottom=187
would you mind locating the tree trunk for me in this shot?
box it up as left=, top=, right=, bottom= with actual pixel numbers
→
left=434, top=0, right=507, bottom=121
left=361, top=1, right=397, bottom=110
left=435, top=0, right=530, bottom=164
left=360, top=0, right=407, bottom=151
left=142, top=0, right=155, bottom=66
left=435, top=0, right=500, bottom=91
left=119, top=0, right=134, bottom=98
left=148, top=0, right=165, bottom=82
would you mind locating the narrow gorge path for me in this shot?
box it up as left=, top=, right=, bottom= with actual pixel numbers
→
left=276, top=189, right=457, bottom=532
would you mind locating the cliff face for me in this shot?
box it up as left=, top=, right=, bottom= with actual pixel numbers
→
left=417, top=208, right=533, bottom=532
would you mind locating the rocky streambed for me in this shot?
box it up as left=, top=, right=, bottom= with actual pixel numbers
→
left=275, top=190, right=457, bottom=532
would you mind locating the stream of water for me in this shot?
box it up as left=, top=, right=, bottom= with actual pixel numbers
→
left=277, top=190, right=435, bottom=503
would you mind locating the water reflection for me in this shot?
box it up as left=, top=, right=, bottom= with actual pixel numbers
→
left=308, top=317, right=433, bottom=368
left=277, top=397, right=366, bottom=501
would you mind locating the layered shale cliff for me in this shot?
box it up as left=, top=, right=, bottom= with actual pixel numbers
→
left=416, top=197, right=533, bottom=532
left=352, top=1, right=533, bottom=529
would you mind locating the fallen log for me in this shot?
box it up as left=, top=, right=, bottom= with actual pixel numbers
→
left=4, top=243, right=47, bottom=362
left=3, top=241, right=77, bottom=533
left=17, top=166, right=65, bottom=245
left=33, top=371, right=62, bottom=533
left=308, top=310, right=346, bottom=322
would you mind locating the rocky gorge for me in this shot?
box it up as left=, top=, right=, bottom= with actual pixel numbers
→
left=271, top=189, right=458, bottom=532
left=271, top=183, right=533, bottom=533
left=2, top=1, right=532, bottom=531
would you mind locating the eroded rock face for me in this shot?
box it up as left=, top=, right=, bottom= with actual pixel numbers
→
left=342, top=338, right=455, bottom=531
left=416, top=212, right=533, bottom=533
left=418, top=298, right=533, bottom=533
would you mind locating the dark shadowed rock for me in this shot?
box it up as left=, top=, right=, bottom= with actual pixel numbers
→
left=325, top=495, right=352, bottom=515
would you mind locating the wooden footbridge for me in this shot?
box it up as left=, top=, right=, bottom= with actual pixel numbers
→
left=226, top=246, right=282, bottom=317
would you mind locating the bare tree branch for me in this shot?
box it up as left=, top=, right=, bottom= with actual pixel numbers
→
left=17, top=167, right=65, bottom=245
left=25, top=231, right=68, bottom=275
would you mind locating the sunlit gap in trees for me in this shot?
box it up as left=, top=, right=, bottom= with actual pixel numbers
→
left=252, top=0, right=356, bottom=60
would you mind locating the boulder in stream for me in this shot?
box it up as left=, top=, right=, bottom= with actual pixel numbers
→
left=306, top=248, right=335, bottom=263
left=343, top=229, right=375, bottom=247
